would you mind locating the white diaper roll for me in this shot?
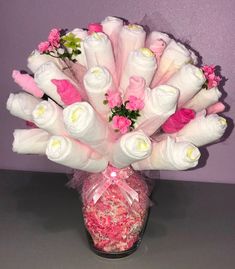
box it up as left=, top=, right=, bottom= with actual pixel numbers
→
left=63, top=102, right=111, bottom=154
left=184, top=87, right=222, bottom=112
left=6, top=92, right=41, bottom=121
left=32, top=99, right=67, bottom=135
left=110, top=131, right=152, bottom=168
left=69, top=28, right=88, bottom=67
left=151, top=40, right=191, bottom=88
left=34, top=61, right=77, bottom=106
left=132, top=137, right=201, bottom=170
left=27, top=50, right=62, bottom=73
left=84, top=32, right=116, bottom=83
left=46, top=135, right=108, bottom=172
left=116, top=24, right=146, bottom=81
left=101, top=16, right=123, bottom=59
left=137, top=85, right=179, bottom=136
left=120, top=48, right=157, bottom=93
left=12, top=128, right=51, bottom=154
left=83, top=66, right=112, bottom=115
left=176, top=113, right=227, bottom=147
left=146, top=31, right=171, bottom=47
left=167, top=64, right=206, bottom=107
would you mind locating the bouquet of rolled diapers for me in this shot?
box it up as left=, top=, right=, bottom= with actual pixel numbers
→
left=7, top=16, right=228, bottom=257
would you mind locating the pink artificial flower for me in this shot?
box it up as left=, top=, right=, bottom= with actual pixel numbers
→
left=38, top=41, right=51, bottom=53
left=126, top=95, right=144, bottom=111
left=106, top=90, right=122, bottom=108
left=48, top=28, right=60, bottom=48
left=202, top=65, right=222, bottom=89
left=207, top=73, right=222, bottom=88
left=162, top=108, right=196, bottom=133
left=88, top=23, right=103, bottom=34
left=112, top=115, right=132, bottom=134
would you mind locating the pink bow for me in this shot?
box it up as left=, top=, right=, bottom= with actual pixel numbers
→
left=86, top=166, right=139, bottom=205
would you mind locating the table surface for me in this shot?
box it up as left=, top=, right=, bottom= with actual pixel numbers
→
left=0, top=170, right=235, bottom=269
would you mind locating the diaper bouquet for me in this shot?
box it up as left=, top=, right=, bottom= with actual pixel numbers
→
left=7, top=16, right=227, bottom=257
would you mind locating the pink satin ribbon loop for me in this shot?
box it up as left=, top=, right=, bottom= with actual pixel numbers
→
left=86, top=166, right=139, bottom=205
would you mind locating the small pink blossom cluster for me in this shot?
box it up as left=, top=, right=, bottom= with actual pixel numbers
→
left=105, top=90, right=144, bottom=134
left=202, top=65, right=222, bottom=89
left=38, top=28, right=61, bottom=53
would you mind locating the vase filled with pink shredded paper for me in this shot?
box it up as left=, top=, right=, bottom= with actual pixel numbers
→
left=69, top=165, right=151, bottom=258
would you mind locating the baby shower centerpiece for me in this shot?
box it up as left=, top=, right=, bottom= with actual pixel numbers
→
left=7, top=16, right=228, bottom=257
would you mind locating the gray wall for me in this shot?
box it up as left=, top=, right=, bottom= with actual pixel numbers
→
left=1, top=0, right=234, bottom=183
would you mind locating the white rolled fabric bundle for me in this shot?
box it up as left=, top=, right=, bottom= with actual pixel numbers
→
left=34, top=61, right=77, bottom=106
left=110, top=131, right=152, bottom=168
left=83, top=32, right=116, bottom=84
left=83, top=66, right=112, bottom=115
left=69, top=28, right=88, bottom=67
left=12, top=129, right=51, bottom=154
left=137, top=85, right=179, bottom=136
left=145, top=31, right=171, bottom=48
left=151, top=40, right=192, bottom=88
left=176, top=113, right=227, bottom=147
left=32, top=99, right=68, bottom=135
left=116, top=24, right=146, bottom=82
left=46, top=135, right=108, bottom=172
left=120, top=48, right=157, bottom=94
left=184, top=87, right=222, bottom=112
left=167, top=64, right=206, bottom=107
left=6, top=92, right=41, bottom=121
left=63, top=102, right=111, bottom=154
left=27, top=50, right=62, bottom=73
left=132, top=137, right=201, bottom=170
left=101, top=16, right=123, bottom=59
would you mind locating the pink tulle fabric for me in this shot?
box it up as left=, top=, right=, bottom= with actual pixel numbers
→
left=12, top=70, right=44, bottom=98
left=72, top=166, right=149, bottom=253
left=51, top=79, right=82, bottom=105
left=162, top=108, right=196, bottom=133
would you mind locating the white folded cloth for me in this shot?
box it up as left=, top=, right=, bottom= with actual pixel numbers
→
left=132, top=137, right=200, bottom=170
left=176, top=113, right=227, bottom=147
left=167, top=64, right=206, bottom=107
left=83, top=32, right=116, bottom=84
left=110, top=131, right=152, bottom=168
left=83, top=66, right=112, bottom=116
left=145, top=31, right=171, bottom=47
left=12, top=128, right=51, bottom=154
left=46, top=135, right=108, bottom=172
left=6, top=92, right=41, bottom=121
left=184, top=87, right=222, bottom=112
left=116, top=24, right=146, bottom=82
left=32, top=99, right=68, bottom=135
left=120, top=48, right=157, bottom=94
left=101, top=16, right=123, bottom=60
left=151, top=40, right=191, bottom=88
left=34, top=61, right=78, bottom=106
left=69, top=28, right=88, bottom=67
left=27, top=50, right=62, bottom=73
left=137, top=85, right=179, bottom=136
left=63, top=102, right=111, bottom=154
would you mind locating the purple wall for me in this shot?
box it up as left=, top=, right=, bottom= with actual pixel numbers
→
left=0, top=0, right=234, bottom=183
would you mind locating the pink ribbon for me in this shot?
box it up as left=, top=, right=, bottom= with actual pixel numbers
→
left=86, top=166, right=139, bottom=205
